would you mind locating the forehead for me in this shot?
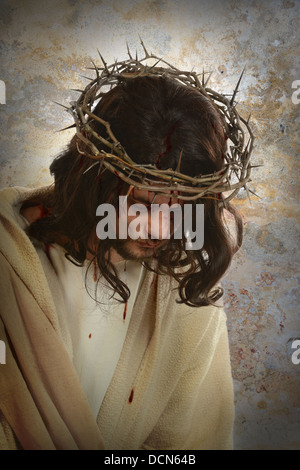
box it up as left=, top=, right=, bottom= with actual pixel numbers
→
left=130, top=187, right=182, bottom=204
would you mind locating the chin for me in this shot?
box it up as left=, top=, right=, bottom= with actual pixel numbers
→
left=124, top=242, right=155, bottom=261
left=114, top=240, right=162, bottom=262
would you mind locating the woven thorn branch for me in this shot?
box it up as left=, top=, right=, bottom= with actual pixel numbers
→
left=57, top=40, right=258, bottom=206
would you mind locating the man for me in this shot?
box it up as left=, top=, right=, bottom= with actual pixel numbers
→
left=0, top=49, right=253, bottom=450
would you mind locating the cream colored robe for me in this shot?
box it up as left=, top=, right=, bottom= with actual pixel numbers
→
left=0, top=186, right=234, bottom=450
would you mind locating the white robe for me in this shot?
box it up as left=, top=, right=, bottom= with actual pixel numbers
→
left=0, top=186, right=234, bottom=450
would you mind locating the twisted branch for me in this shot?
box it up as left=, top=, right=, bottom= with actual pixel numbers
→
left=60, top=42, right=256, bottom=206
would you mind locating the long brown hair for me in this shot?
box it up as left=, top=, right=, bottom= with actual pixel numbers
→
left=24, top=76, right=243, bottom=306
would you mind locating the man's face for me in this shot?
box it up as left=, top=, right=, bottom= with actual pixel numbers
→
left=110, top=188, right=182, bottom=262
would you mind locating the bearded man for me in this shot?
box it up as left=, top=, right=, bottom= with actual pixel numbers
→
left=0, top=49, right=253, bottom=450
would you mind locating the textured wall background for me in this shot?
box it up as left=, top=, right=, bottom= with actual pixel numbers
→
left=0, top=0, right=299, bottom=450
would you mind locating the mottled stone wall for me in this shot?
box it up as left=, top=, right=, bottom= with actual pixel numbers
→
left=0, top=0, right=299, bottom=450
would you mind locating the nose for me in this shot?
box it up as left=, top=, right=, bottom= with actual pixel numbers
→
left=147, top=207, right=170, bottom=240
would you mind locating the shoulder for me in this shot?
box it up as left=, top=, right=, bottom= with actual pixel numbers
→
left=154, top=274, right=227, bottom=351
left=0, top=186, right=50, bottom=222
left=157, top=272, right=226, bottom=321
left=0, top=186, right=35, bottom=209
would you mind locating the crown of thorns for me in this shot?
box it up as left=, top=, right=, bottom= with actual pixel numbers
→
left=58, top=41, right=256, bottom=206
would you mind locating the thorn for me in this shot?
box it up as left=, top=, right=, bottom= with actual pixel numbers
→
left=135, top=48, right=138, bottom=61
left=230, top=66, right=246, bottom=106
left=242, top=137, right=251, bottom=157
left=146, top=58, right=162, bottom=73
left=126, top=185, right=134, bottom=197
left=204, top=71, right=212, bottom=88
left=83, top=161, right=100, bottom=174
left=247, top=187, right=261, bottom=199
left=248, top=164, right=263, bottom=169
left=200, top=69, right=213, bottom=86
left=70, top=88, right=85, bottom=93
left=91, top=58, right=98, bottom=71
left=247, top=113, right=251, bottom=124
left=244, top=184, right=252, bottom=206
left=97, top=159, right=106, bottom=177
left=97, top=50, right=109, bottom=73
left=90, top=58, right=100, bottom=84
left=51, top=100, right=69, bottom=110
left=110, top=59, right=118, bottom=74
left=79, top=74, right=93, bottom=81
left=56, top=123, right=77, bottom=132
left=126, top=41, right=133, bottom=60
left=175, top=148, right=183, bottom=172
left=139, top=35, right=150, bottom=58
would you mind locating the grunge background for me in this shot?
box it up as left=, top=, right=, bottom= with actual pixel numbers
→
left=0, top=0, right=299, bottom=450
